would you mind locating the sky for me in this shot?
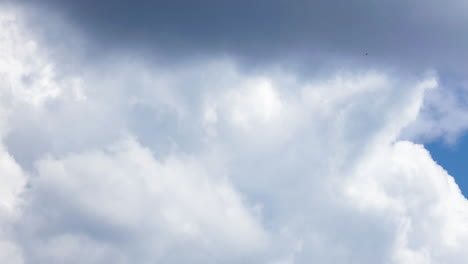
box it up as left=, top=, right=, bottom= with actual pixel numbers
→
left=426, top=135, right=468, bottom=197
left=1, top=0, right=468, bottom=263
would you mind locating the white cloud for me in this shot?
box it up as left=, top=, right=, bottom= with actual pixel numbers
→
left=0, top=4, right=468, bottom=264
left=18, top=138, right=268, bottom=263
left=0, top=7, right=63, bottom=106
left=402, top=81, right=468, bottom=144
left=226, top=78, right=283, bottom=126
left=0, top=144, right=25, bottom=264
left=345, top=141, right=468, bottom=263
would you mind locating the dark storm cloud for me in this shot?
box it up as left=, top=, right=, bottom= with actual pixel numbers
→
left=18, top=0, right=468, bottom=73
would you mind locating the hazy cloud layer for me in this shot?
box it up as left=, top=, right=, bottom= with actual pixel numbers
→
left=1, top=2, right=468, bottom=264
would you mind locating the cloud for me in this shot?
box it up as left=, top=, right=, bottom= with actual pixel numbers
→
left=344, top=141, right=468, bottom=263
left=18, top=138, right=269, bottom=264
left=16, top=0, right=468, bottom=142
left=0, top=3, right=468, bottom=264
left=0, top=143, right=26, bottom=264
left=0, top=8, right=28, bottom=263
left=17, top=0, right=468, bottom=74
left=402, top=80, right=468, bottom=144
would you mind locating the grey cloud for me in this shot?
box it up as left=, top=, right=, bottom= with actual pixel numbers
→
left=18, top=0, right=468, bottom=74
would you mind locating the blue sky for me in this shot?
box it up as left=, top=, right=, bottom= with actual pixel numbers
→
left=1, top=1, right=468, bottom=263
left=427, top=136, right=468, bottom=197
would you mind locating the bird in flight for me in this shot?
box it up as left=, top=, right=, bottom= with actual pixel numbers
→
left=365, top=52, right=368, bottom=56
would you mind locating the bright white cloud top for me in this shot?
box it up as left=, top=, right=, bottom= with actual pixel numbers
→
left=1, top=4, right=468, bottom=264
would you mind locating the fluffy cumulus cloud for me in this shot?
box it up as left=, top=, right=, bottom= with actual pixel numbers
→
left=1, top=2, right=468, bottom=264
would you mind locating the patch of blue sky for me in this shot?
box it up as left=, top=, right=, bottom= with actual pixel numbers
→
left=426, top=134, right=468, bottom=198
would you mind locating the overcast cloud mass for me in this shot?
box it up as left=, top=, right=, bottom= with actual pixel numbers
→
left=1, top=0, right=468, bottom=263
